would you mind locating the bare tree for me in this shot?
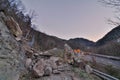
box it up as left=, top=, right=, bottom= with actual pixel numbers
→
left=101, top=0, right=120, bottom=7
left=100, top=0, right=120, bottom=25
left=28, top=10, right=38, bottom=22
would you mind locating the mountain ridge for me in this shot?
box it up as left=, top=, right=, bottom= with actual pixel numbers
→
left=96, top=25, right=120, bottom=46
left=29, top=25, right=120, bottom=51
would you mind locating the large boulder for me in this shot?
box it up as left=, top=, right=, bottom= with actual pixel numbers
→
left=0, top=21, right=25, bottom=79
left=5, top=16, right=22, bottom=41
left=64, top=44, right=75, bottom=63
left=85, top=65, right=93, bottom=74
left=25, top=58, right=32, bottom=70
left=33, top=59, right=45, bottom=77
left=49, top=57, right=59, bottom=69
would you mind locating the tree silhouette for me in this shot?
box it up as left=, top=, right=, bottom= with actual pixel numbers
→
left=100, top=0, right=120, bottom=25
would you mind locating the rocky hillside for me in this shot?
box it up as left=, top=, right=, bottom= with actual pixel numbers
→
left=96, top=25, right=120, bottom=46
left=32, top=25, right=120, bottom=50
left=92, top=25, right=120, bottom=56
left=31, top=32, right=95, bottom=51
left=0, top=18, right=25, bottom=80
left=32, top=30, right=66, bottom=51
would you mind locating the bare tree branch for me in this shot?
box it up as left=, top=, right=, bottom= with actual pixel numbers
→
left=100, top=0, right=120, bottom=25
left=100, top=0, right=120, bottom=7
left=108, top=19, right=120, bottom=25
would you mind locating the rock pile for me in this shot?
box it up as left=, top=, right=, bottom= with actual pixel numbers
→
left=24, top=47, right=72, bottom=78
left=23, top=43, right=94, bottom=80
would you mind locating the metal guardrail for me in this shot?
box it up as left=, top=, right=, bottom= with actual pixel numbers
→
left=92, top=69, right=119, bottom=80
left=90, top=54, right=120, bottom=60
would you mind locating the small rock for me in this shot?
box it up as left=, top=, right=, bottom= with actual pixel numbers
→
left=50, top=57, right=59, bottom=69
left=56, top=58, right=63, bottom=66
left=85, top=65, right=93, bottom=74
left=62, top=75, right=73, bottom=80
left=79, top=62, right=85, bottom=69
left=25, top=50, right=33, bottom=58
left=45, top=59, right=57, bottom=70
left=43, top=51, right=52, bottom=57
left=57, top=64, right=71, bottom=71
left=52, top=70, right=60, bottom=74
left=44, top=66, right=52, bottom=76
left=25, top=58, right=32, bottom=69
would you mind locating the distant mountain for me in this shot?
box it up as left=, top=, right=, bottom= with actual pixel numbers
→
left=96, top=25, right=120, bottom=46
left=27, top=28, right=95, bottom=51
left=94, top=25, right=120, bottom=56
left=67, top=38, right=95, bottom=50
left=26, top=25, right=120, bottom=52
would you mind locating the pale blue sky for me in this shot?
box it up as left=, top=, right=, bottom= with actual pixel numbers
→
left=22, top=0, right=115, bottom=42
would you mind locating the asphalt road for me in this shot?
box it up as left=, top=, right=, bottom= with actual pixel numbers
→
left=79, top=54, right=120, bottom=69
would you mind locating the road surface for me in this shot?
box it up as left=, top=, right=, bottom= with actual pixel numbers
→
left=78, top=54, right=120, bottom=69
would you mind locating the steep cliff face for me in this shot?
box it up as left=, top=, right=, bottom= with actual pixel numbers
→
left=0, top=19, right=25, bottom=80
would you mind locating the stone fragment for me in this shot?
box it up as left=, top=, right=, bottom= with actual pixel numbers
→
left=33, top=59, right=45, bottom=77
left=57, top=64, right=71, bottom=71
left=52, top=70, right=60, bottom=74
left=85, top=65, right=93, bottom=74
left=45, top=59, right=57, bottom=70
left=25, top=58, right=32, bottom=69
left=44, top=66, right=52, bottom=76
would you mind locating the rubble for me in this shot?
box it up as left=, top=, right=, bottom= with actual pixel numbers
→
left=22, top=43, right=96, bottom=79
left=23, top=46, right=73, bottom=78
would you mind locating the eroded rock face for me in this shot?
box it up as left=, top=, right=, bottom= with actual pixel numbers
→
left=0, top=22, right=25, bottom=80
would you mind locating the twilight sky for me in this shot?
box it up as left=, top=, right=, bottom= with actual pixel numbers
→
left=22, top=0, right=115, bottom=42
